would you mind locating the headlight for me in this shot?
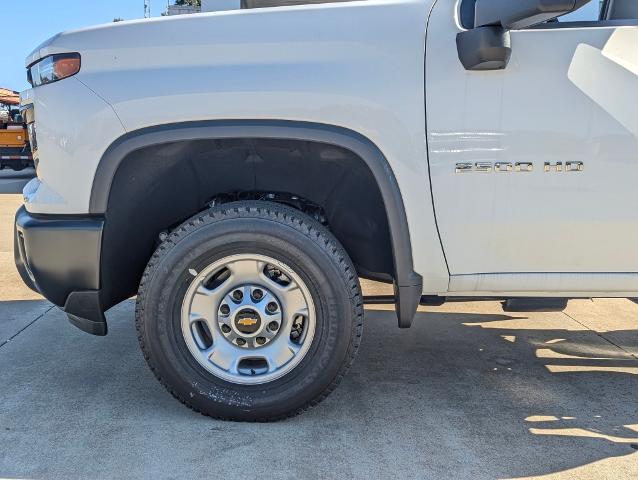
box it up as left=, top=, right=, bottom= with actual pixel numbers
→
left=27, top=53, right=81, bottom=87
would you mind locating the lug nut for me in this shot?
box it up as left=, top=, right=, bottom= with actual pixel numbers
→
left=220, top=304, right=230, bottom=315
left=221, top=324, right=231, bottom=334
left=232, top=290, right=243, bottom=301
left=268, top=321, right=279, bottom=331
left=236, top=338, right=246, bottom=346
left=256, top=337, right=266, bottom=345
left=267, top=302, right=278, bottom=313
left=252, top=289, right=264, bottom=301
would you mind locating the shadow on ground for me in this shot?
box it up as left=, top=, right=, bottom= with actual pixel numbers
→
left=0, top=300, right=636, bottom=479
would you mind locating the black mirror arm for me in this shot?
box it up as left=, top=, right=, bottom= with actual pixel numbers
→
left=474, top=0, right=592, bottom=30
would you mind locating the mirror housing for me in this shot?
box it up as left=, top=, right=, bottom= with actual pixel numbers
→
left=474, top=0, right=591, bottom=30
left=457, top=0, right=592, bottom=71
left=603, top=0, right=638, bottom=20
left=456, top=26, right=511, bottom=71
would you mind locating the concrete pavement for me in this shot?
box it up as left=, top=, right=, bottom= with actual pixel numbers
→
left=0, top=195, right=48, bottom=347
left=0, top=195, right=637, bottom=479
left=0, top=169, right=35, bottom=194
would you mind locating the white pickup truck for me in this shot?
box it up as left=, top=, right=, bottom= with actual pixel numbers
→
left=14, top=0, right=638, bottom=420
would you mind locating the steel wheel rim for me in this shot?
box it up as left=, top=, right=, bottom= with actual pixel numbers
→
left=180, top=253, right=316, bottom=385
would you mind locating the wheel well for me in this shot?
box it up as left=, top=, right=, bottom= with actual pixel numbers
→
left=99, top=137, right=395, bottom=310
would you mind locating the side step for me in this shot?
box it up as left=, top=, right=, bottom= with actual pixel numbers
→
left=502, top=297, right=568, bottom=312
left=363, top=295, right=570, bottom=313
left=363, top=295, right=446, bottom=307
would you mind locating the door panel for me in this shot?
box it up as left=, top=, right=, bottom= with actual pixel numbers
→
left=426, top=0, right=638, bottom=282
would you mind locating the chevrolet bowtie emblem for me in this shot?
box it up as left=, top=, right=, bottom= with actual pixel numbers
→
left=237, top=317, right=258, bottom=327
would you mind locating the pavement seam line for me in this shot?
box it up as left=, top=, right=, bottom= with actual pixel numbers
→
left=561, top=309, right=638, bottom=362
left=0, top=304, right=55, bottom=350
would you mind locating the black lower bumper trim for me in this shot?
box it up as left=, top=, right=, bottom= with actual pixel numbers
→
left=14, top=206, right=108, bottom=335
left=64, top=291, right=107, bottom=336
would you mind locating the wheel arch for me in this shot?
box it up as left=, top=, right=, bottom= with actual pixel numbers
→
left=92, top=120, right=422, bottom=327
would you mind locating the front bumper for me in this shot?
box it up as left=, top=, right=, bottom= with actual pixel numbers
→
left=14, top=205, right=108, bottom=335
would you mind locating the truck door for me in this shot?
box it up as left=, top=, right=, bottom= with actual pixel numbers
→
left=426, top=0, right=638, bottom=293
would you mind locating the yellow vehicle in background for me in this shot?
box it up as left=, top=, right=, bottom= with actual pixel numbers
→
left=0, top=88, right=33, bottom=171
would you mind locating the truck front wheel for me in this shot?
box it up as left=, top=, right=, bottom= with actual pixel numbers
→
left=135, top=201, right=363, bottom=421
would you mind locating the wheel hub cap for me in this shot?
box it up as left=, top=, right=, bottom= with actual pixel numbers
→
left=218, top=285, right=283, bottom=348
left=181, top=254, right=316, bottom=385
left=235, top=309, right=261, bottom=335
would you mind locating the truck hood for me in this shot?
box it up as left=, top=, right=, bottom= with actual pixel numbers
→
left=26, top=34, right=62, bottom=67
left=25, top=7, right=250, bottom=67
left=25, top=1, right=375, bottom=67
left=25, top=15, right=173, bottom=67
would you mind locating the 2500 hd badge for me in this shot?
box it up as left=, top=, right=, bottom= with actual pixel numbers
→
left=455, top=161, right=585, bottom=173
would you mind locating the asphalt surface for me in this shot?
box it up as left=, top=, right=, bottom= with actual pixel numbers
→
left=1, top=195, right=637, bottom=479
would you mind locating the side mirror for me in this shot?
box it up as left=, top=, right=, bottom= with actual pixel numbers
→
left=457, top=0, right=592, bottom=71
left=475, top=0, right=591, bottom=30
left=603, top=0, right=638, bottom=20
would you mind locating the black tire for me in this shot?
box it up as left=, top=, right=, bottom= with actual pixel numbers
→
left=136, top=201, right=364, bottom=421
